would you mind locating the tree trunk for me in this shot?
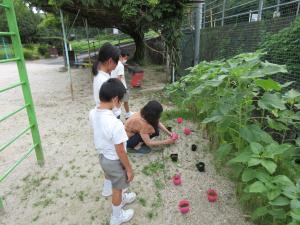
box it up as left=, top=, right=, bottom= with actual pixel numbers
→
left=131, top=31, right=145, bottom=65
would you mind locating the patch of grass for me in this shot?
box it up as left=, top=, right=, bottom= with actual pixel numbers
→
left=154, top=179, right=164, bottom=190
left=151, top=192, right=163, bottom=208
left=64, top=170, right=70, bottom=177
left=50, top=173, right=59, bottom=181
left=32, top=215, right=39, bottom=222
left=160, top=109, right=196, bottom=122
left=77, top=191, right=87, bottom=202
left=79, top=174, right=87, bottom=179
left=146, top=211, right=157, bottom=219
left=33, top=198, right=53, bottom=208
left=95, top=196, right=100, bottom=202
left=142, top=161, right=164, bottom=176
left=138, top=197, right=147, bottom=207
left=101, top=220, right=109, bottom=225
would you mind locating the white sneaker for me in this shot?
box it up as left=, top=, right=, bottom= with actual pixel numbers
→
left=110, top=208, right=134, bottom=225
left=125, top=111, right=134, bottom=119
left=121, top=192, right=136, bottom=207
left=102, top=188, right=129, bottom=197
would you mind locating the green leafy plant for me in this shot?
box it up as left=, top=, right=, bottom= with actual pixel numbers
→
left=165, top=52, right=300, bottom=225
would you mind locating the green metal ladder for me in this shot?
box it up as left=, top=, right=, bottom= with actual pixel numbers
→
left=0, top=0, right=44, bottom=208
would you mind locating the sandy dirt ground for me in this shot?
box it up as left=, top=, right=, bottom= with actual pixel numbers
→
left=0, top=59, right=252, bottom=225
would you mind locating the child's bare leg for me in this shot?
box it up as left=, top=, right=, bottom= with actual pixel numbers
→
left=134, top=142, right=143, bottom=150
left=112, top=188, right=122, bottom=206
left=124, top=102, right=130, bottom=113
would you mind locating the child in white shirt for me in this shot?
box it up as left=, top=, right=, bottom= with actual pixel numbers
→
left=111, top=50, right=133, bottom=119
left=90, top=78, right=136, bottom=225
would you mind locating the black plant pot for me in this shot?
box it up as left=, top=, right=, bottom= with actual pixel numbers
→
left=191, top=144, right=197, bottom=151
left=196, top=162, right=205, bottom=172
left=170, top=154, right=178, bottom=162
left=295, top=158, right=300, bottom=165
left=167, top=126, right=172, bottom=132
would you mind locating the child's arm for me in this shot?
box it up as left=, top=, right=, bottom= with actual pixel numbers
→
left=158, top=122, right=172, bottom=136
left=140, top=133, right=175, bottom=147
left=115, top=143, right=134, bottom=182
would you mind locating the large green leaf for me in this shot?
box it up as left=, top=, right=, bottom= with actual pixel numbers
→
left=282, top=185, right=299, bottom=199
left=269, top=196, right=290, bottom=206
left=267, top=117, right=288, bottom=131
left=248, top=158, right=262, bottom=167
left=255, top=79, right=282, bottom=91
left=240, top=124, right=273, bottom=143
left=249, top=181, right=267, bottom=193
left=295, top=137, right=300, bottom=147
left=283, top=89, right=300, bottom=100
left=267, top=188, right=281, bottom=201
left=215, top=144, right=232, bottom=160
left=204, top=75, right=227, bottom=87
left=272, top=175, right=294, bottom=187
left=291, top=210, right=300, bottom=221
left=250, top=142, right=264, bottom=154
left=261, top=160, right=277, bottom=174
left=291, top=199, right=300, bottom=209
left=227, top=151, right=252, bottom=164
left=242, top=168, right=256, bottom=182
left=258, top=93, right=286, bottom=110
left=261, top=61, right=288, bottom=75
left=251, top=206, right=269, bottom=220
left=263, top=143, right=290, bottom=158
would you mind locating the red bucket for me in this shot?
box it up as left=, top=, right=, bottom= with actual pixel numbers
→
left=131, top=71, right=144, bottom=87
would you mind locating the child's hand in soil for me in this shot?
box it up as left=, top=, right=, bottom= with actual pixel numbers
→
left=165, top=138, right=176, bottom=145
left=126, top=168, right=134, bottom=183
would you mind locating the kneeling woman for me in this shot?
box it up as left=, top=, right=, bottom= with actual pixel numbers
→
left=125, top=100, right=176, bottom=153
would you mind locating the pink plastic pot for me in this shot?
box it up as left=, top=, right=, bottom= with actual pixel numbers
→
left=207, top=189, right=218, bottom=202
left=183, top=128, right=191, bottom=135
left=171, top=132, right=179, bottom=140
left=178, top=200, right=190, bottom=214
left=172, top=174, right=182, bottom=185
left=177, top=117, right=183, bottom=124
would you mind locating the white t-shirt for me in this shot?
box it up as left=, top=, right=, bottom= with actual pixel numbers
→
left=89, top=108, right=128, bottom=160
left=93, top=71, right=110, bottom=107
left=93, top=70, right=121, bottom=117
left=111, top=61, right=127, bottom=89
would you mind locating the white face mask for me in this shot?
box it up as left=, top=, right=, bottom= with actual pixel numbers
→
left=121, top=59, right=127, bottom=64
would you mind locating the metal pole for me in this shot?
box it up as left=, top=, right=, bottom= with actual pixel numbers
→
left=297, top=2, right=300, bottom=15
left=203, top=3, right=206, bottom=28
left=258, top=0, right=264, bottom=21
left=221, top=0, right=226, bottom=26
left=84, top=18, right=92, bottom=66
left=194, top=2, right=202, bottom=65
left=276, top=0, right=280, bottom=13
left=60, top=9, right=74, bottom=101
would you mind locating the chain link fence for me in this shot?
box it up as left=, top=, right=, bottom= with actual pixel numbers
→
left=181, top=0, right=300, bottom=88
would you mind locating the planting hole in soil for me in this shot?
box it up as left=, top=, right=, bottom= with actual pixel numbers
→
left=207, top=189, right=218, bottom=202
left=177, top=117, right=183, bottom=124
left=191, top=144, right=197, bottom=151
left=167, top=126, right=172, bottom=132
left=295, top=158, right=300, bottom=165
left=178, top=200, right=190, bottom=214
left=196, top=162, right=205, bottom=172
left=171, top=132, right=179, bottom=140
left=172, top=174, right=181, bottom=185
left=170, top=154, right=178, bottom=162
left=183, top=128, right=191, bottom=135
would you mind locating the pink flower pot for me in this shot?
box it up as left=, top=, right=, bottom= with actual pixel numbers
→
left=177, top=117, right=183, bottom=124
left=207, top=189, right=218, bottom=202
left=183, top=128, right=191, bottom=135
left=172, top=174, right=182, bottom=185
left=171, top=132, right=179, bottom=140
left=178, top=200, right=190, bottom=214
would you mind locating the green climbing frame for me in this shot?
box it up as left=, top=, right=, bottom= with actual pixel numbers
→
left=0, top=0, right=44, bottom=208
